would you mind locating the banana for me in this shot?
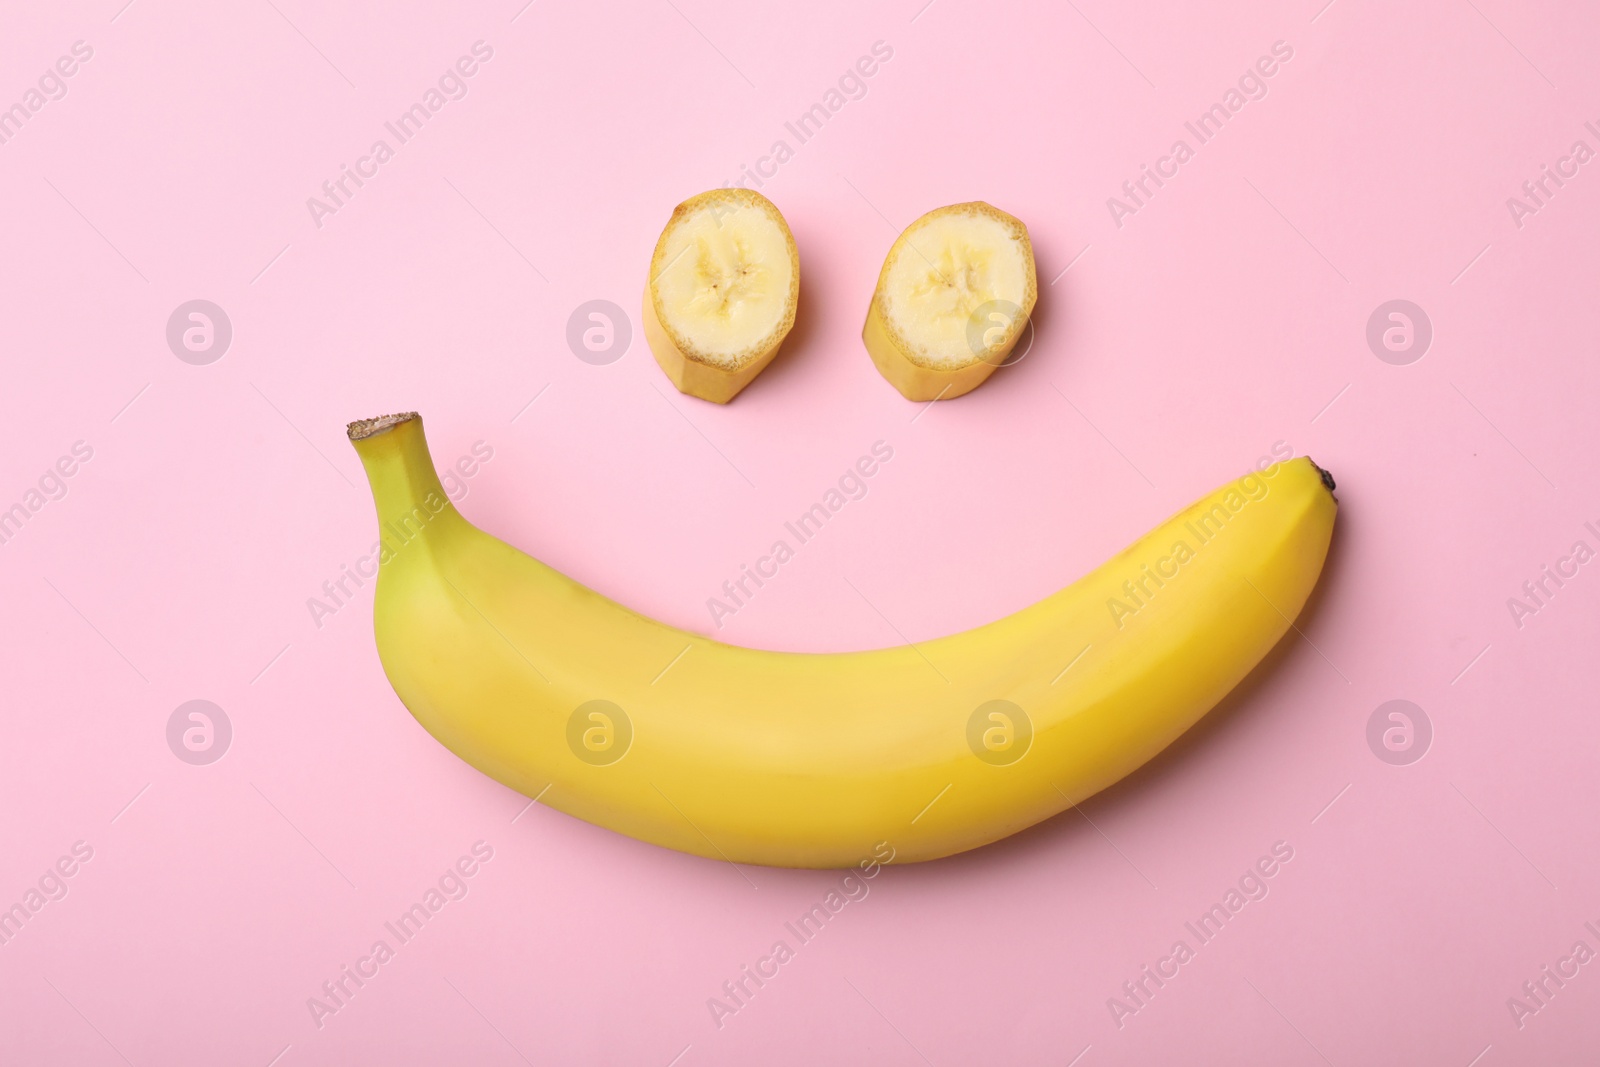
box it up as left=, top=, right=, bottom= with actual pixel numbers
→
left=863, top=201, right=1037, bottom=401
left=642, top=188, right=800, bottom=404
left=350, top=413, right=1336, bottom=869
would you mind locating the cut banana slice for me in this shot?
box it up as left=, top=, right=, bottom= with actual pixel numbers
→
left=643, top=188, right=800, bottom=404
left=863, top=202, right=1037, bottom=401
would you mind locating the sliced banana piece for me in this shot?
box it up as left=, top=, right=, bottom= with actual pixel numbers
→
left=863, top=202, right=1037, bottom=401
left=643, top=188, right=800, bottom=404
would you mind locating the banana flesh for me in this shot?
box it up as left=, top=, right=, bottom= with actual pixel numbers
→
left=644, top=188, right=799, bottom=403
left=864, top=201, right=1038, bottom=401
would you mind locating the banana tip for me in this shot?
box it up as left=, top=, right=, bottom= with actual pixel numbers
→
left=1308, top=458, right=1336, bottom=495
left=347, top=412, right=419, bottom=441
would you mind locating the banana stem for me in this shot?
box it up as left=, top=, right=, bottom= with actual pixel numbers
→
left=347, top=412, right=462, bottom=560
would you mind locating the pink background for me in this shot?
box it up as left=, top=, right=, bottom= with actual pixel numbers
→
left=2, top=0, right=1597, bottom=1063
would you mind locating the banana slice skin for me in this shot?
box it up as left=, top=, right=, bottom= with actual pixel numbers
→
left=864, top=201, right=1038, bottom=401
left=643, top=188, right=800, bottom=404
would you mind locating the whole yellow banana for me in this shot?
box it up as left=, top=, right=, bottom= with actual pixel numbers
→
left=349, top=413, right=1336, bottom=869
